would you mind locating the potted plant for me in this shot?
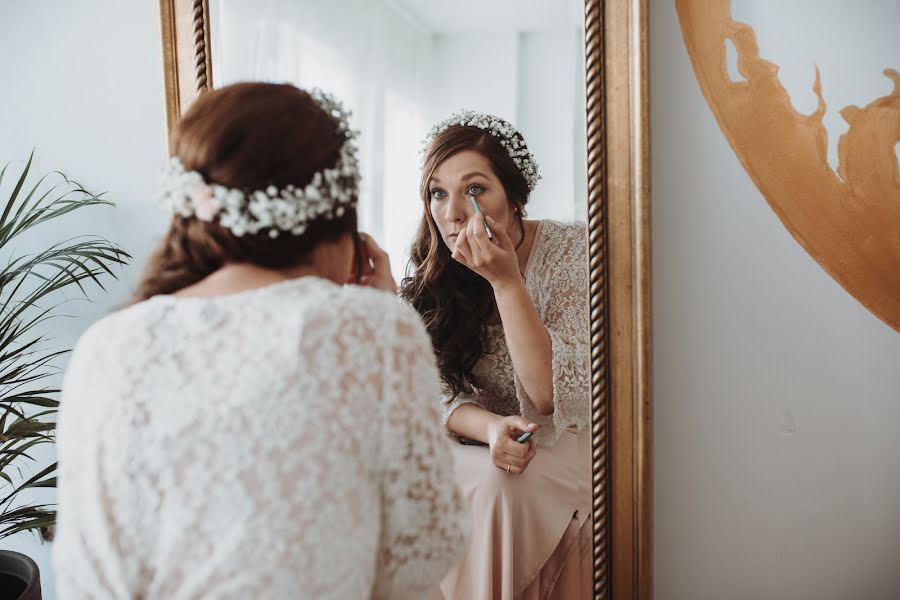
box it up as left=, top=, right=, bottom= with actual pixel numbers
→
left=0, top=153, right=130, bottom=599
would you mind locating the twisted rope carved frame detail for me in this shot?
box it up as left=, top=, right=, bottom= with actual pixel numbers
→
left=191, top=0, right=211, bottom=94
left=584, top=0, right=610, bottom=598
left=159, top=0, right=212, bottom=142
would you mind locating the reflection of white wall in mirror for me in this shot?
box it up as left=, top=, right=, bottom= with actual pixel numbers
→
left=384, top=89, right=426, bottom=282
left=428, top=32, right=521, bottom=126
left=396, top=0, right=582, bottom=34
left=401, top=0, right=587, bottom=224
left=519, top=29, right=588, bottom=223
left=426, top=27, right=587, bottom=224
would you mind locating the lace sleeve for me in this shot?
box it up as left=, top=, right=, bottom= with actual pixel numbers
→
left=54, top=326, right=134, bottom=599
left=516, top=223, right=591, bottom=446
left=372, top=305, right=469, bottom=599
left=441, top=389, right=481, bottom=430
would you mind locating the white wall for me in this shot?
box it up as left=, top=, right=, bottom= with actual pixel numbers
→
left=0, top=2, right=169, bottom=598
left=652, top=2, right=900, bottom=599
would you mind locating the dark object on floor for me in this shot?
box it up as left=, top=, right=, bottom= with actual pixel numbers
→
left=0, top=550, right=41, bottom=600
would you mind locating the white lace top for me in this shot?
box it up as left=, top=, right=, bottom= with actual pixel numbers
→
left=53, top=277, right=468, bottom=600
left=443, top=220, right=591, bottom=447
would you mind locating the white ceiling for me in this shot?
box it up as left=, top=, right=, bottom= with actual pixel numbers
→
left=387, top=0, right=583, bottom=34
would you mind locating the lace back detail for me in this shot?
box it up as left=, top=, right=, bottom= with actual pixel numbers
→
left=54, top=278, right=467, bottom=599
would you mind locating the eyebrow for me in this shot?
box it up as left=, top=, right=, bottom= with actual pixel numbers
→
left=429, top=171, right=491, bottom=185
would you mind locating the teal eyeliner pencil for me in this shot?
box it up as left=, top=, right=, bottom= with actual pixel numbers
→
left=469, top=195, right=493, bottom=240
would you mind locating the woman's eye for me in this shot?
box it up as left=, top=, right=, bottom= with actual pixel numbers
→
left=467, top=185, right=485, bottom=196
left=429, top=188, right=446, bottom=200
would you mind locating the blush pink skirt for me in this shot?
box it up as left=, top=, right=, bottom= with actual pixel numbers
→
left=436, top=427, right=592, bottom=600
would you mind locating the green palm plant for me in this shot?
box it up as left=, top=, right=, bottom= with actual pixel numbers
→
left=0, top=152, right=130, bottom=541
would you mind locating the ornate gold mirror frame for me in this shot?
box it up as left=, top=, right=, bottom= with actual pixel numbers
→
left=159, top=1, right=651, bottom=597
left=600, top=1, right=652, bottom=597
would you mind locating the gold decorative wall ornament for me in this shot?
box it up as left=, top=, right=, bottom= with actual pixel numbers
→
left=676, top=0, right=900, bottom=333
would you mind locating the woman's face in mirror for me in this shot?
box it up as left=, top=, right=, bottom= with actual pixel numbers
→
left=428, top=150, right=517, bottom=251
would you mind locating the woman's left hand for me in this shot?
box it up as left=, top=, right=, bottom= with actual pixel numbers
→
left=451, top=213, right=520, bottom=289
left=355, top=233, right=398, bottom=294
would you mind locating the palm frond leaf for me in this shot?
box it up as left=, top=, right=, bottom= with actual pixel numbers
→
left=0, top=154, right=129, bottom=540
left=0, top=506, right=55, bottom=541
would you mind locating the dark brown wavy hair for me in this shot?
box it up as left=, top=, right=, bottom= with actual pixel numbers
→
left=399, top=125, right=530, bottom=400
left=133, top=82, right=358, bottom=302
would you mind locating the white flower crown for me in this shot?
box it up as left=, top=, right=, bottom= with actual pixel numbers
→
left=157, top=88, right=360, bottom=238
left=422, top=110, right=542, bottom=192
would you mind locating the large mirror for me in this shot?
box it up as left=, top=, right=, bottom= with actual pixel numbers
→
left=160, top=0, right=652, bottom=597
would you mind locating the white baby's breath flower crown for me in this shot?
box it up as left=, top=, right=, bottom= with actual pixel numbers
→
left=157, top=88, right=359, bottom=239
left=422, top=110, right=541, bottom=192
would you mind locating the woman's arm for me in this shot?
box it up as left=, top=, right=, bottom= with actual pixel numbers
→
left=446, top=402, right=539, bottom=475
left=373, top=306, right=468, bottom=599
left=446, top=402, right=503, bottom=443
left=492, top=278, right=554, bottom=414
left=511, top=223, right=591, bottom=444
left=452, top=214, right=554, bottom=415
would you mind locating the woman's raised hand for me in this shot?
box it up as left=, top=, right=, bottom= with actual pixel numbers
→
left=355, top=233, right=398, bottom=294
left=451, top=214, right=521, bottom=289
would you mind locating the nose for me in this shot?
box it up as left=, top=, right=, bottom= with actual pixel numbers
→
left=444, top=191, right=471, bottom=223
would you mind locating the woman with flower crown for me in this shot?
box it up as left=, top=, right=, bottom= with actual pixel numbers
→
left=401, top=112, right=592, bottom=599
left=53, top=82, right=467, bottom=600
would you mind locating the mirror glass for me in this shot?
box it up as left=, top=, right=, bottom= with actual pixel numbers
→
left=209, top=1, right=593, bottom=596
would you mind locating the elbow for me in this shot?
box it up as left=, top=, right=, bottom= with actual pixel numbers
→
left=533, top=395, right=555, bottom=416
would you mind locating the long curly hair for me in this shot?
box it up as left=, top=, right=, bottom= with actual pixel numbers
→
left=133, top=82, right=358, bottom=303
left=399, top=125, right=531, bottom=400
